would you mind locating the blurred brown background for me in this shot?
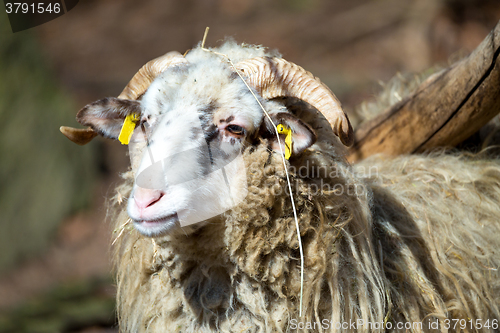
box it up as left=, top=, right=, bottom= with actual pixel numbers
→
left=0, top=0, right=499, bottom=332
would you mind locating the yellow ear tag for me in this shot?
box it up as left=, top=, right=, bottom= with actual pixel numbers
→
left=118, top=113, right=140, bottom=145
left=276, top=124, right=293, bottom=160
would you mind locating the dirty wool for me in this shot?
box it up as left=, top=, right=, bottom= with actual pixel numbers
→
left=110, top=138, right=500, bottom=332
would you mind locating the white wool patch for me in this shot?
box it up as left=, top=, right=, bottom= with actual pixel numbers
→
left=186, top=39, right=280, bottom=64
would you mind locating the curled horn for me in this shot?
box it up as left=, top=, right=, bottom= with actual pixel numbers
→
left=118, top=51, right=188, bottom=100
left=60, top=126, right=98, bottom=145
left=235, top=57, right=354, bottom=146
left=61, top=51, right=188, bottom=145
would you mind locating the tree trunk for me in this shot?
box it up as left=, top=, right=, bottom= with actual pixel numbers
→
left=347, top=20, right=500, bottom=163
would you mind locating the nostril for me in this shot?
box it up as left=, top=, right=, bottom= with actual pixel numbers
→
left=133, top=188, right=164, bottom=210
left=146, top=192, right=164, bottom=208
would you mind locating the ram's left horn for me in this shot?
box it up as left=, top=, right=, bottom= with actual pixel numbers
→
left=60, top=126, right=98, bottom=145
left=236, top=57, right=354, bottom=147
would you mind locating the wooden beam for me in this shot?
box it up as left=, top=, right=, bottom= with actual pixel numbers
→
left=347, top=20, right=500, bottom=163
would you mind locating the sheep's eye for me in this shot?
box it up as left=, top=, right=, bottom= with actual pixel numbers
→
left=226, top=124, right=245, bottom=135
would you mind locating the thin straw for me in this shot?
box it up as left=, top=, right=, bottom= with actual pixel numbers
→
left=201, top=27, right=305, bottom=317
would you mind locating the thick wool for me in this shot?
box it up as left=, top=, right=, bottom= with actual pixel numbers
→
left=111, top=139, right=500, bottom=332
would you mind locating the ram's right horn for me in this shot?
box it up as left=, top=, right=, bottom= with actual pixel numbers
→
left=60, top=126, right=98, bottom=145
left=61, top=51, right=189, bottom=145
left=118, top=51, right=189, bottom=100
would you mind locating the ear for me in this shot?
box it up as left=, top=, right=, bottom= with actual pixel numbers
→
left=76, top=97, right=142, bottom=140
left=260, top=112, right=317, bottom=157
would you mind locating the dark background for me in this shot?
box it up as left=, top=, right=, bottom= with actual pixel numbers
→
left=0, top=0, right=499, bottom=331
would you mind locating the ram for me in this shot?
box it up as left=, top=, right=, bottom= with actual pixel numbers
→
left=61, top=40, right=500, bottom=332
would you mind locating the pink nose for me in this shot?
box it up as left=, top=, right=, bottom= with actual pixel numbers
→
left=133, top=187, right=164, bottom=210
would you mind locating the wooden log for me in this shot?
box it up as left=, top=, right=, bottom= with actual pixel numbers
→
left=347, top=20, right=500, bottom=163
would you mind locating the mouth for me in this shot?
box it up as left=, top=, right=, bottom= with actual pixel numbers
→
left=132, top=213, right=179, bottom=236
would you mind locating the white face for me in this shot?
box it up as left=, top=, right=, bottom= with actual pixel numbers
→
left=125, top=67, right=263, bottom=237
left=75, top=55, right=319, bottom=237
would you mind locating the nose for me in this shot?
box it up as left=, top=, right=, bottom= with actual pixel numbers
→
left=133, top=187, right=164, bottom=210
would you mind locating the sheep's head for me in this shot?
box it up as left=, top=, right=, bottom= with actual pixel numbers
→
left=61, top=44, right=353, bottom=237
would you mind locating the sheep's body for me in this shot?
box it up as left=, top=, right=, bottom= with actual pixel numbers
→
left=112, top=140, right=500, bottom=332
left=66, top=41, right=500, bottom=332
